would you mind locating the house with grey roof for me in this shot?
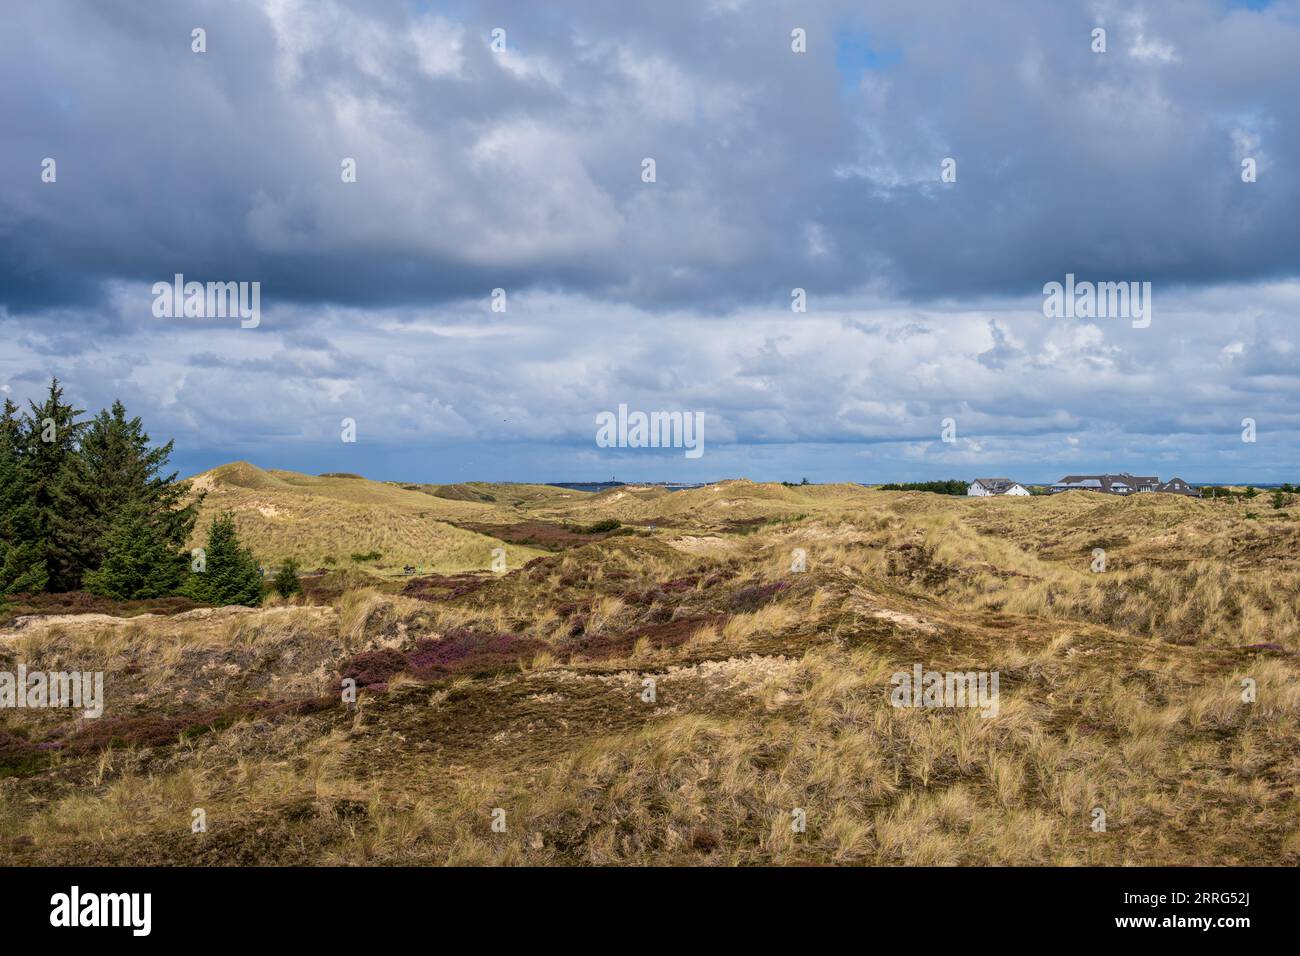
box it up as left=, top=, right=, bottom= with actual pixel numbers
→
left=1156, top=476, right=1201, bottom=497
left=968, top=478, right=1030, bottom=497
left=1050, top=473, right=1199, bottom=497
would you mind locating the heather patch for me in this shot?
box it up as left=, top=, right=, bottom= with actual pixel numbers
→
left=728, top=580, right=790, bottom=613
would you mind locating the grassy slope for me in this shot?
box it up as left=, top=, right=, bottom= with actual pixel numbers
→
left=185, top=462, right=548, bottom=573
left=3, top=479, right=1297, bottom=865
left=533, top=479, right=877, bottom=527
left=405, top=481, right=590, bottom=510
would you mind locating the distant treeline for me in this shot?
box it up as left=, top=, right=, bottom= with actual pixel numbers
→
left=0, top=379, right=268, bottom=606
left=877, top=480, right=968, bottom=495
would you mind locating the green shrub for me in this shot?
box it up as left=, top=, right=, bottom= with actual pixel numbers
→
left=272, top=558, right=303, bottom=598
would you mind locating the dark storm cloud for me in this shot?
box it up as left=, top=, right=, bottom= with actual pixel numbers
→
left=3, top=0, right=1296, bottom=318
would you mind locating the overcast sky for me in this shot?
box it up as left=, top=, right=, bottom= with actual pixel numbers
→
left=2, top=0, right=1297, bottom=483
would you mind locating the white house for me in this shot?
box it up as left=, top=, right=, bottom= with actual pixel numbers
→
left=968, top=478, right=1030, bottom=497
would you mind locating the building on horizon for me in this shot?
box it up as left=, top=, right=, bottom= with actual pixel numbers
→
left=967, top=478, right=1031, bottom=497
left=1049, top=473, right=1201, bottom=497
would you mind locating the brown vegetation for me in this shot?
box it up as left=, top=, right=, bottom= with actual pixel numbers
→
left=1, top=478, right=1297, bottom=865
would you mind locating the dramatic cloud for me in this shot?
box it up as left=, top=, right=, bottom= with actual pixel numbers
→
left=1, top=0, right=1297, bottom=481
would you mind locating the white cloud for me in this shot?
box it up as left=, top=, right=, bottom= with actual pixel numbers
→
left=411, top=15, right=465, bottom=78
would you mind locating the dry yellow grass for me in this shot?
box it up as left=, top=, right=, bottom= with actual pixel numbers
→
left=2, top=480, right=1297, bottom=865
left=185, top=462, right=548, bottom=573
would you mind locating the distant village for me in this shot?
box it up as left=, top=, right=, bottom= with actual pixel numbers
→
left=967, top=474, right=1201, bottom=497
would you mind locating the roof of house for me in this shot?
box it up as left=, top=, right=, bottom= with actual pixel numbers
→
left=972, top=477, right=1021, bottom=492
left=1156, top=476, right=1200, bottom=495
left=1053, top=473, right=1160, bottom=493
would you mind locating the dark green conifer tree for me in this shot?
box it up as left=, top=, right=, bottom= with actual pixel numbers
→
left=54, top=398, right=200, bottom=587
left=183, top=512, right=263, bottom=607
left=18, top=379, right=85, bottom=592
left=83, top=502, right=188, bottom=599
left=0, top=399, right=47, bottom=595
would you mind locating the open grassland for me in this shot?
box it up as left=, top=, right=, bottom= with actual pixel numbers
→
left=2, top=476, right=1297, bottom=865
left=185, top=462, right=552, bottom=573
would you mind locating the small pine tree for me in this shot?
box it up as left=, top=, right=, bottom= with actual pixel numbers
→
left=83, top=503, right=187, bottom=599
left=183, top=512, right=263, bottom=607
left=272, top=558, right=303, bottom=598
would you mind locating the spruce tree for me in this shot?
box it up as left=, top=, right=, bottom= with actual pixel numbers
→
left=54, top=398, right=200, bottom=586
left=183, top=512, right=263, bottom=607
left=15, top=381, right=85, bottom=592
left=0, top=399, right=47, bottom=595
left=82, top=502, right=187, bottom=599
